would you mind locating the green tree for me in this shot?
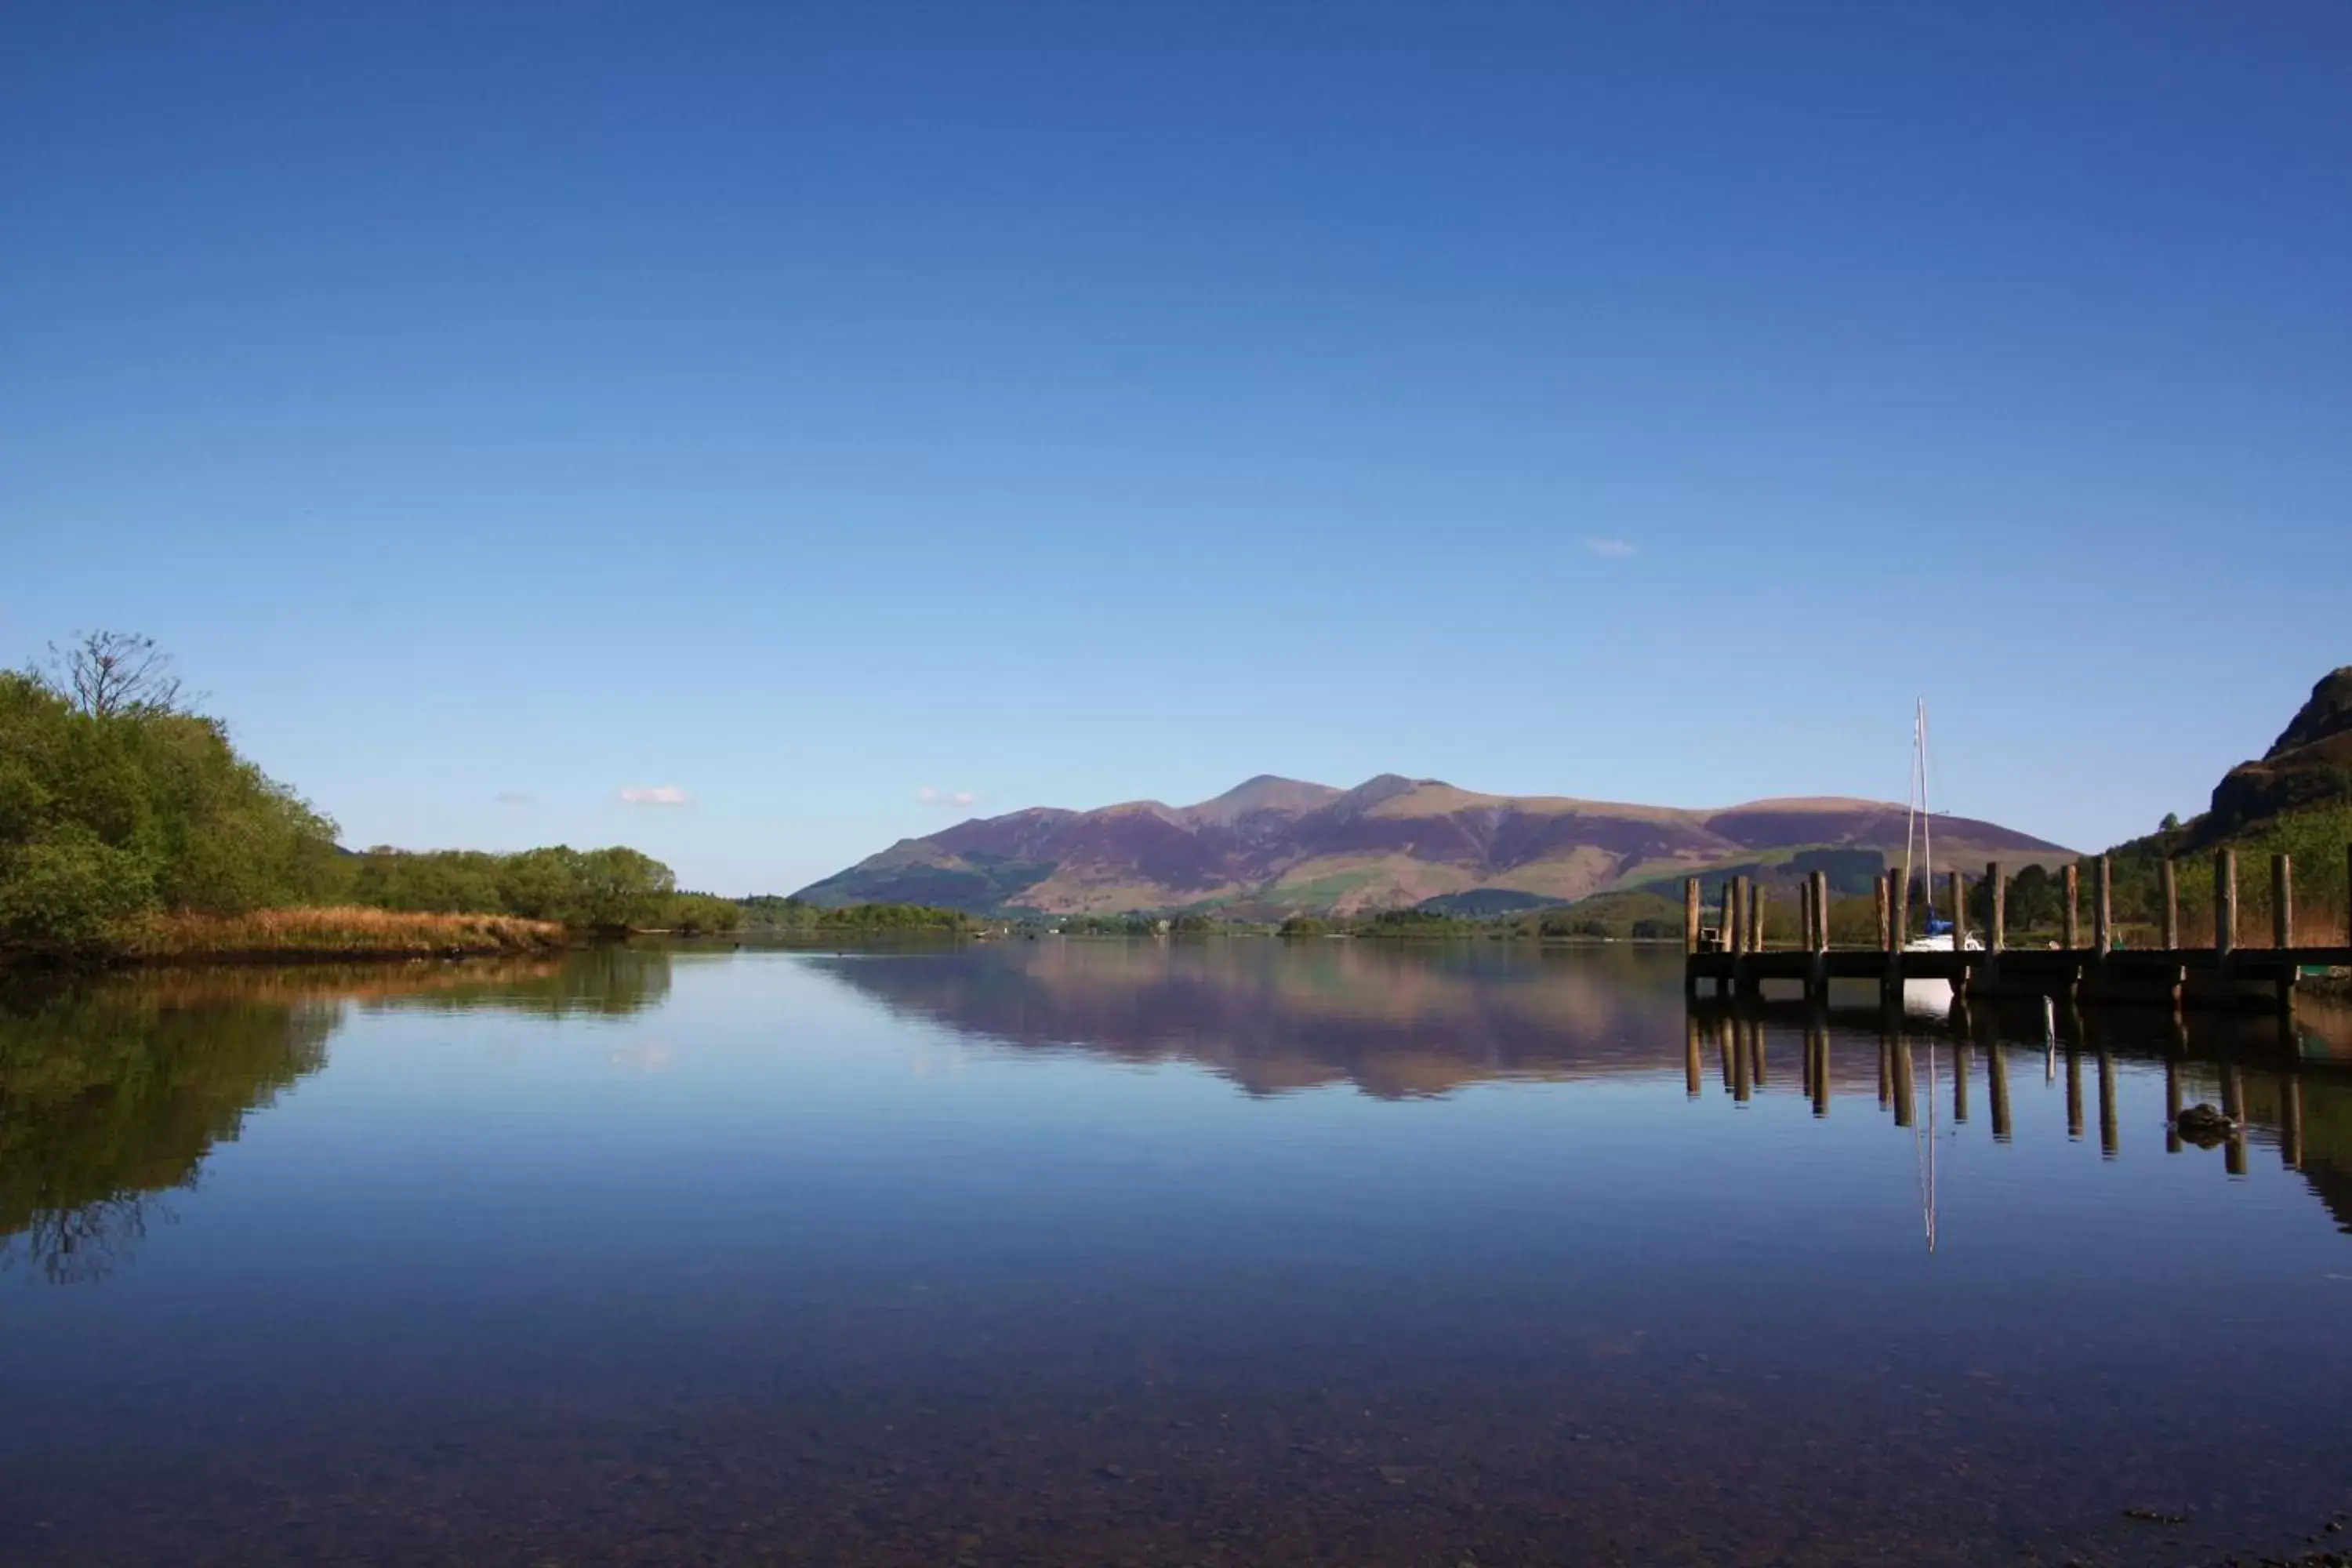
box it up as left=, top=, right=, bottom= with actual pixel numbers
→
left=0, top=665, right=342, bottom=949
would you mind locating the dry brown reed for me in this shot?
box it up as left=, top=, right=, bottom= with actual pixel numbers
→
left=118, top=907, right=567, bottom=962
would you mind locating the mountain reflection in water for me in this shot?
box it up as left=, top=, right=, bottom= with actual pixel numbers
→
left=810, top=938, right=1682, bottom=1097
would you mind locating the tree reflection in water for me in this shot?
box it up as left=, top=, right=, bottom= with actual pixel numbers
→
left=0, top=946, right=673, bottom=1281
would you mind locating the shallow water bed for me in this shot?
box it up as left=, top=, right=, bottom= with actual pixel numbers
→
left=3, top=942, right=2347, bottom=1565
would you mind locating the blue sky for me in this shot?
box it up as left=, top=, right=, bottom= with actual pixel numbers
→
left=5, top=2, right=2347, bottom=894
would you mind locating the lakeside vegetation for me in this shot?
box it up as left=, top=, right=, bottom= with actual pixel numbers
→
left=0, top=633, right=736, bottom=961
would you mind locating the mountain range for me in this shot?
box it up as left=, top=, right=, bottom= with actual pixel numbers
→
left=794, top=774, right=2074, bottom=917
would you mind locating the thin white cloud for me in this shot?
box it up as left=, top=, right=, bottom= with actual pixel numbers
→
left=916, top=786, right=981, bottom=809
left=619, top=785, right=695, bottom=807
left=1584, top=536, right=1639, bottom=559
left=494, top=790, right=535, bottom=806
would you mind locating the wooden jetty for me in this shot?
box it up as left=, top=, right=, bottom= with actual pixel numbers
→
left=1682, top=848, right=2352, bottom=1014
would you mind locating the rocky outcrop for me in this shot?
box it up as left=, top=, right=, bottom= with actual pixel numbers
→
left=2209, top=667, right=2352, bottom=835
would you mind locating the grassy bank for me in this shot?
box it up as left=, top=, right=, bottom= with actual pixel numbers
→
left=108, top=907, right=568, bottom=964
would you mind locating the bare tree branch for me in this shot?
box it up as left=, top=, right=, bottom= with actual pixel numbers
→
left=48, top=630, right=185, bottom=717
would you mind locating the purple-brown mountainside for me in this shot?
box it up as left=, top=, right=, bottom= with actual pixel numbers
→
left=794, top=775, right=2073, bottom=917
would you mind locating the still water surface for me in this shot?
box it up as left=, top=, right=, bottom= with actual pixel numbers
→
left=3, top=942, right=2349, bottom=1565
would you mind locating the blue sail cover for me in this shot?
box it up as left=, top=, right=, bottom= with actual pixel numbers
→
left=1925, top=916, right=1954, bottom=935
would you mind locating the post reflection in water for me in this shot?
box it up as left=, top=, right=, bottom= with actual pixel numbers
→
left=1671, top=985, right=2352, bottom=1209
left=1987, top=1039, right=2013, bottom=1142
left=1809, top=1023, right=1831, bottom=1118
left=2223, top=1062, right=2251, bottom=1176
left=2098, top=1051, right=2120, bottom=1160
left=1685, top=1015, right=1704, bottom=1100
left=2167, top=1059, right=2186, bottom=1153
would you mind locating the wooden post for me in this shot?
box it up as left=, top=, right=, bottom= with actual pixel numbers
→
left=1810, top=869, right=1829, bottom=953
left=1891, top=867, right=1910, bottom=949
left=2093, top=855, right=2112, bottom=954
left=2216, top=848, right=2237, bottom=957
left=2063, top=862, right=2080, bottom=950
left=2273, top=853, right=2293, bottom=949
left=1875, top=873, right=1891, bottom=951
left=2161, top=859, right=2179, bottom=951
left=1683, top=877, right=1700, bottom=956
left=1748, top=879, right=1764, bottom=953
left=2274, top=852, right=2297, bottom=1013
left=1724, top=880, right=1742, bottom=957
left=1987, top=862, right=2005, bottom=954
left=1948, top=869, right=1967, bottom=949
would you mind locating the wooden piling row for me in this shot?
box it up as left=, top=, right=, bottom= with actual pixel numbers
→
left=1682, top=849, right=2340, bottom=1017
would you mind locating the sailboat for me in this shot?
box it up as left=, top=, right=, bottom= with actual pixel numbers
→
left=1899, top=701, right=1980, bottom=1016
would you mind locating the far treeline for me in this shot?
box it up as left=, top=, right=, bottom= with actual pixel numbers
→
left=737, top=896, right=976, bottom=935
left=0, top=633, right=746, bottom=959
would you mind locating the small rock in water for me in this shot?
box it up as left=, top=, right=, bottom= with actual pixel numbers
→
left=2175, top=1103, right=2237, bottom=1145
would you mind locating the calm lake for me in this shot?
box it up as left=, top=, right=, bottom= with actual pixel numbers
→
left=4, top=941, right=2349, bottom=1566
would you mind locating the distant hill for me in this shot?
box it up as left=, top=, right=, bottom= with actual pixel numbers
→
left=794, top=773, right=2073, bottom=917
